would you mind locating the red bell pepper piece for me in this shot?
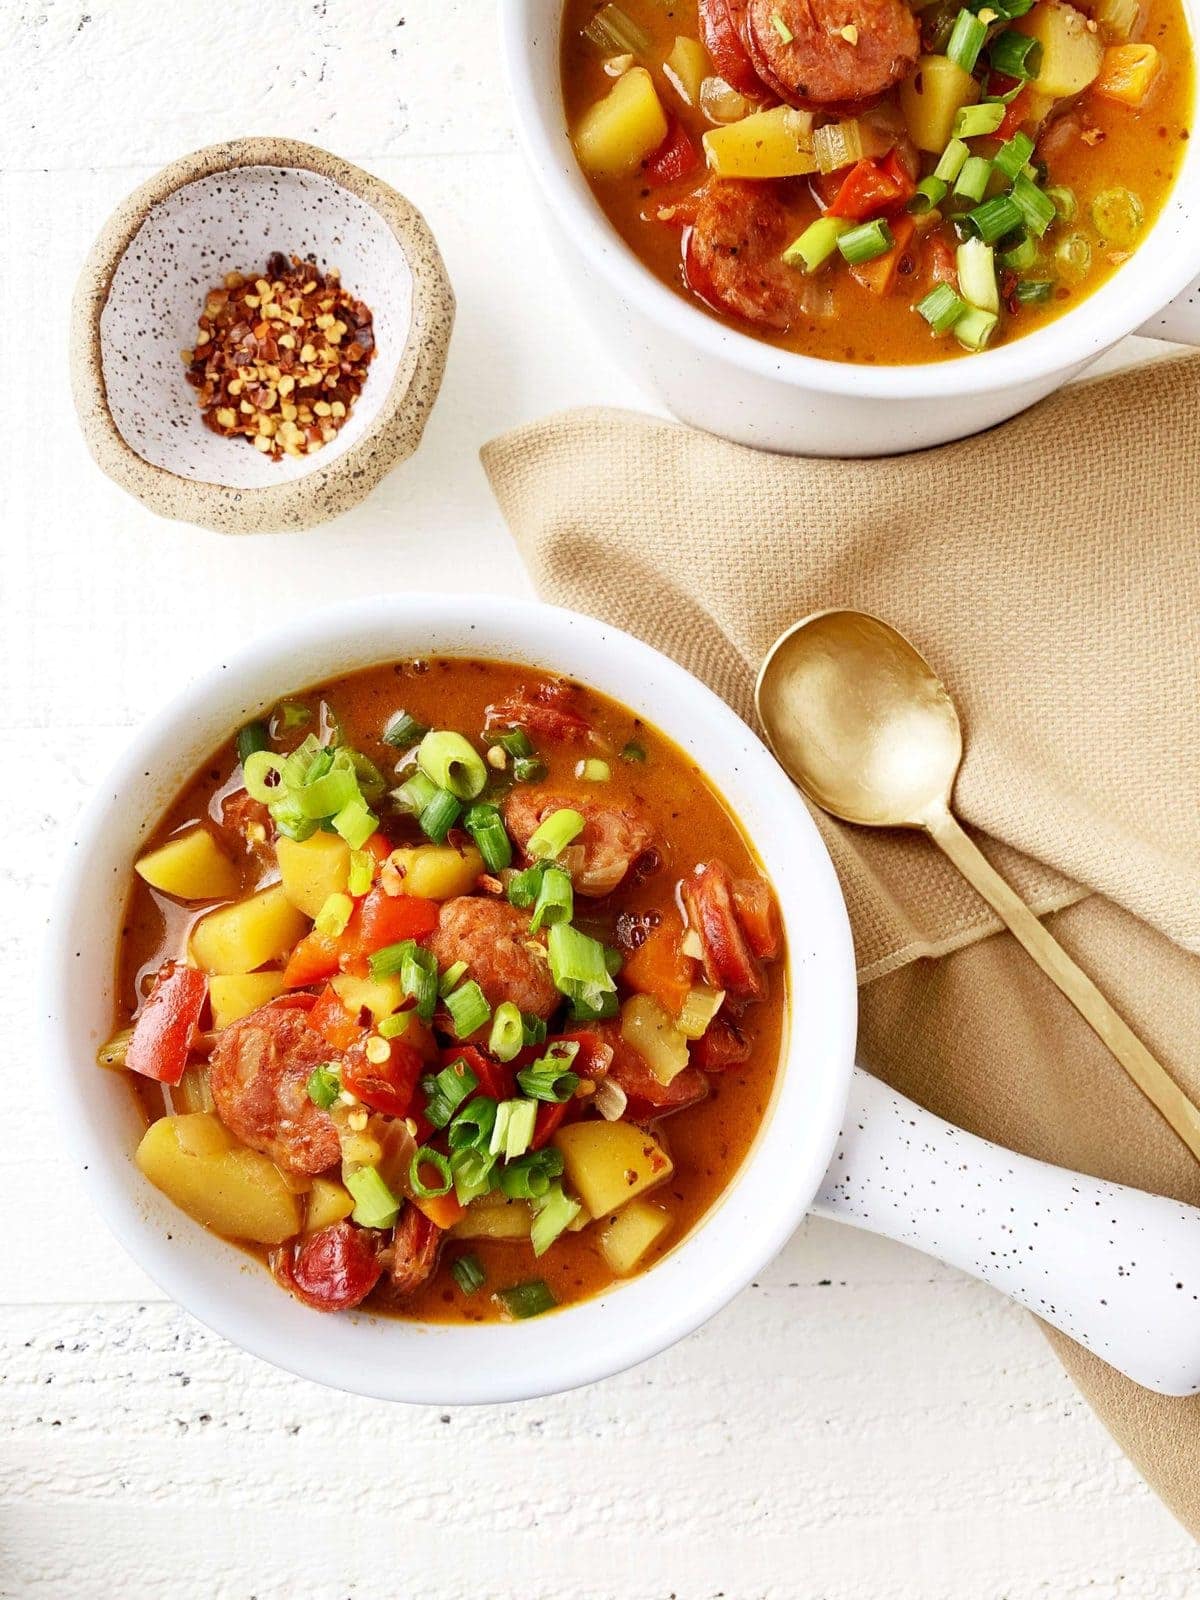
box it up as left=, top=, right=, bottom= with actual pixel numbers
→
left=309, top=983, right=365, bottom=1050
left=826, top=156, right=909, bottom=221
left=447, top=1044, right=515, bottom=1103
left=644, top=118, right=701, bottom=188
left=126, top=963, right=208, bottom=1085
left=342, top=1034, right=424, bottom=1119
left=358, top=887, right=438, bottom=951
left=282, top=928, right=344, bottom=989
left=531, top=1100, right=571, bottom=1150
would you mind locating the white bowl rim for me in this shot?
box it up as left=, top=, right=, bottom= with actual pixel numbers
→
left=502, top=0, right=1200, bottom=403
left=44, top=592, right=858, bottom=1404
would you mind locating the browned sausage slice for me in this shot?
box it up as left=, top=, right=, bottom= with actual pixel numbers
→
left=744, top=0, right=919, bottom=109
left=684, top=180, right=796, bottom=333
left=383, top=1203, right=442, bottom=1298
left=504, top=789, right=656, bottom=898
left=209, top=997, right=341, bottom=1176
left=426, top=897, right=560, bottom=1018
left=273, top=1220, right=382, bottom=1312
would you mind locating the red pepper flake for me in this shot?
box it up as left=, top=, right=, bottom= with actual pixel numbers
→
left=182, top=252, right=375, bottom=461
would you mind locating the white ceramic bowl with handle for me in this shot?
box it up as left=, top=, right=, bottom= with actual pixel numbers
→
left=503, top=1, right=1200, bottom=455
left=44, top=594, right=1200, bottom=1401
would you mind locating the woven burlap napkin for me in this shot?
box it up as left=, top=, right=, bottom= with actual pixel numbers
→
left=481, top=350, right=1200, bottom=1535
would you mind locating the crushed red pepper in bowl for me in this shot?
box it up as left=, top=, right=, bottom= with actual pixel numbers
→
left=182, top=252, right=375, bottom=460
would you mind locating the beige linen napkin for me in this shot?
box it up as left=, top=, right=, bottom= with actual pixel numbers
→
left=481, top=350, right=1200, bottom=1536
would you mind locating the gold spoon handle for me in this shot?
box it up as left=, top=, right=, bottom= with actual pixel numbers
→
left=926, top=807, right=1200, bottom=1163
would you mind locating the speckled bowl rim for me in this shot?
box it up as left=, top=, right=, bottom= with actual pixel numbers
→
left=69, top=137, right=455, bottom=535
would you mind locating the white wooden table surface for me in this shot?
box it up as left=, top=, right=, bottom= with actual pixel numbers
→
left=4, top=3, right=1198, bottom=1594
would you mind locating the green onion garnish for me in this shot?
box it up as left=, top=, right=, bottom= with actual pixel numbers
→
left=522, top=1012, right=548, bottom=1047
left=490, top=1099, right=538, bottom=1161
left=952, top=101, right=1006, bottom=140
left=993, top=131, right=1035, bottom=182
left=280, top=702, right=312, bottom=730
left=527, top=808, right=586, bottom=861
left=382, top=710, right=428, bottom=750
left=409, top=1146, right=453, bottom=1200
left=378, top=1011, right=414, bottom=1041
left=953, top=155, right=992, bottom=204
left=1044, top=184, right=1077, bottom=223
left=836, top=218, right=894, bottom=266
left=547, top=922, right=618, bottom=1010
left=908, top=176, right=949, bottom=215
left=531, top=1182, right=582, bottom=1257
left=419, top=787, right=462, bottom=844
left=512, top=756, right=548, bottom=784
left=495, top=1279, right=557, bottom=1320
left=530, top=865, right=574, bottom=934
left=347, top=847, right=376, bottom=897
left=620, top=741, right=646, bottom=762
left=568, top=989, right=621, bottom=1023
left=306, top=1064, right=341, bottom=1109
left=498, top=1147, right=565, bottom=1201
left=1054, top=232, right=1093, bottom=281
left=452, top=1253, right=486, bottom=1295
left=1013, top=278, right=1054, bottom=302
left=946, top=8, right=988, bottom=73
left=782, top=215, right=852, bottom=274
left=916, top=283, right=968, bottom=335
left=345, top=1166, right=401, bottom=1229
left=444, top=979, right=492, bottom=1039
left=489, top=727, right=536, bottom=759
left=451, top=1145, right=496, bottom=1204
left=332, top=796, right=378, bottom=850
left=517, top=1042, right=581, bottom=1103
left=506, top=860, right=550, bottom=909
left=770, top=11, right=794, bottom=42
left=987, top=27, right=1042, bottom=79
left=438, top=959, right=470, bottom=998
left=954, top=305, right=1000, bottom=351
left=417, top=730, right=488, bottom=802
left=422, top=1061, right=480, bottom=1129
left=236, top=721, right=270, bottom=765
left=369, top=938, right=416, bottom=979
left=1010, top=172, right=1056, bottom=237
left=933, top=138, right=971, bottom=184
left=960, top=194, right=1025, bottom=245
left=1091, top=186, right=1144, bottom=248
left=448, top=1096, right=499, bottom=1152
left=575, top=759, right=611, bottom=783
left=464, top=802, right=513, bottom=873
left=957, top=236, right=999, bottom=313
left=488, top=1000, right=525, bottom=1063
left=391, top=771, right=438, bottom=816
left=999, top=233, right=1037, bottom=269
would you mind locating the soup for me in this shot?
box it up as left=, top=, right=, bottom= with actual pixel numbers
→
left=561, top=0, right=1192, bottom=362
left=105, top=661, right=786, bottom=1322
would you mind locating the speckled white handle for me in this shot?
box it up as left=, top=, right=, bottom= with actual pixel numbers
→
left=812, top=1067, right=1200, bottom=1395
left=1138, top=275, right=1200, bottom=345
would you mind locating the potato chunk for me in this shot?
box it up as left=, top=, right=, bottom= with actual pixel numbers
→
left=388, top=844, right=483, bottom=901
left=189, top=885, right=309, bottom=976
left=135, top=1113, right=302, bottom=1244
left=1021, top=2, right=1103, bottom=99
left=554, top=1122, right=673, bottom=1218
left=703, top=106, right=817, bottom=179
left=276, top=832, right=350, bottom=919
left=304, top=1176, right=355, bottom=1233
left=598, top=1199, right=671, bottom=1275
left=899, top=54, right=981, bottom=153
left=331, top=972, right=404, bottom=1022
left=135, top=829, right=240, bottom=901
left=449, top=1193, right=532, bottom=1240
left=209, top=971, right=287, bottom=1030
left=620, top=993, right=690, bottom=1084
left=665, top=35, right=710, bottom=107
left=574, top=66, right=669, bottom=177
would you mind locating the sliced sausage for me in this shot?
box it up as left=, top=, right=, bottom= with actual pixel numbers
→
left=426, top=897, right=560, bottom=1018
left=692, top=1014, right=753, bottom=1073
left=382, top=1204, right=442, bottom=1298
left=685, top=180, right=796, bottom=333
left=681, top=861, right=765, bottom=1001
left=220, top=788, right=275, bottom=865
left=504, top=789, right=656, bottom=898
left=698, top=0, right=769, bottom=96
left=569, top=1023, right=708, bottom=1121
left=209, top=997, right=341, bottom=1176
left=485, top=680, right=594, bottom=745
left=744, top=0, right=919, bottom=109
left=273, top=1220, right=382, bottom=1312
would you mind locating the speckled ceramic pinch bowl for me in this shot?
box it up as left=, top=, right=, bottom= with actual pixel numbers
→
left=70, top=137, right=454, bottom=534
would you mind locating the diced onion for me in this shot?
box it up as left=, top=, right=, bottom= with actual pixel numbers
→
left=700, top=75, right=752, bottom=124
left=594, top=1076, right=628, bottom=1121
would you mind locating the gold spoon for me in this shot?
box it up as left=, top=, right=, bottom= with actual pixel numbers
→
left=755, top=607, right=1200, bottom=1163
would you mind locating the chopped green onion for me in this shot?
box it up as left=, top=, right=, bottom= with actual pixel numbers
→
left=1010, top=172, right=1056, bottom=237
left=448, top=1096, right=499, bottom=1151
left=908, top=175, right=949, bottom=214
left=1091, top=187, right=1143, bottom=248
left=346, top=750, right=386, bottom=804
left=960, top=194, right=1024, bottom=244
left=464, top=803, right=513, bottom=873
left=422, top=1061, right=480, bottom=1129
left=517, top=1042, right=581, bottom=1103
left=314, top=891, right=354, bottom=938
left=378, top=1011, right=415, bottom=1040
left=280, top=701, right=312, bottom=730
left=1054, top=231, right=1092, bottom=280
left=242, top=749, right=286, bottom=804
left=603, top=944, right=624, bottom=977
left=620, top=741, right=646, bottom=763
left=306, top=1064, right=341, bottom=1109
left=401, top=944, right=439, bottom=1021
left=417, top=730, right=487, bottom=802
left=531, top=1182, right=582, bottom=1257
left=512, top=756, right=548, bottom=784
left=527, top=808, right=586, bottom=860
left=934, top=138, right=971, bottom=184
left=444, top=979, right=492, bottom=1039
left=494, top=1279, right=557, bottom=1320
left=987, top=27, right=1042, bottom=79
left=419, top=787, right=461, bottom=845
left=488, top=1001, right=525, bottom=1063
left=522, top=1013, right=548, bottom=1047
left=954, top=305, right=1000, bottom=350
left=382, top=710, right=428, bottom=750
left=953, top=155, right=992, bottom=203
left=952, top=101, right=1006, bottom=139
left=957, top=236, right=999, bottom=313
left=770, top=11, right=794, bottom=42
left=409, top=1145, right=453, bottom=1199
left=452, top=1253, right=486, bottom=1295
left=437, top=959, right=470, bottom=997
left=236, top=721, right=269, bottom=765
left=575, top=759, right=611, bottom=782
left=368, top=939, right=416, bottom=979
left=1014, top=278, right=1054, bottom=302
left=548, top=922, right=618, bottom=1010
left=916, top=282, right=968, bottom=335
left=345, top=1166, right=400, bottom=1229
left=489, top=727, right=536, bottom=759
left=782, top=215, right=852, bottom=273
left=294, top=764, right=358, bottom=822
left=582, top=2, right=651, bottom=56
left=391, top=771, right=438, bottom=816
left=450, top=1145, right=496, bottom=1204
left=490, top=1098, right=538, bottom=1161
left=569, top=990, right=621, bottom=1023
left=999, top=233, right=1037, bottom=269
left=837, top=218, right=894, bottom=266
left=1044, top=184, right=1077, bottom=223
left=993, top=131, right=1035, bottom=181
left=506, top=860, right=549, bottom=909
left=530, top=865, right=574, bottom=933
left=332, top=796, right=378, bottom=850
left=347, top=847, right=375, bottom=897
left=947, top=8, right=988, bottom=73
left=498, top=1147, right=565, bottom=1201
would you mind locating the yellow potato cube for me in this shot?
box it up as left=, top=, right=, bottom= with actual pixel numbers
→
left=574, top=66, right=669, bottom=177
left=189, top=885, right=309, bottom=976
left=276, top=832, right=351, bottom=918
left=899, top=55, right=981, bottom=153
left=135, top=828, right=240, bottom=902
left=136, top=1113, right=302, bottom=1244
left=703, top=106, right=816, bottom=179
left=664, top=34, right=710, bottom=107
left=389, top=843, right=483, bottom=901
left=598, top=1199, right=672, bottom=1275
left=449, top=1193, right=532, bottom=1241
left=620, top=993, right=690, bottom=1084
left=305, top=1176, right=355, bottom=1233
left=209, top=971, right=287, bottom=1029
left=1021, top=2, right=1104, bottom=99
left=331, top=971, right=404, bottom=1022
left=553, top=1122, right=673, bottom=1218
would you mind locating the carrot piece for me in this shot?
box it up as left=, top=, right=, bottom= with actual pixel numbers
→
left=621, top=912, right=697, bottom=1016
left=411, top=1190, right=467, bottom=1231
left=849, top=213, right=917, bottom=296
left=309, top=983, right=363, bottom=1050
left=1093, top=43, right=1161, bottom=106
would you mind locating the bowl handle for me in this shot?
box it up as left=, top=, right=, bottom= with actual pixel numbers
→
left=811, top=1065, right=1200, bottom=1395
left=1137, top=276, right=1200, bottom=344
